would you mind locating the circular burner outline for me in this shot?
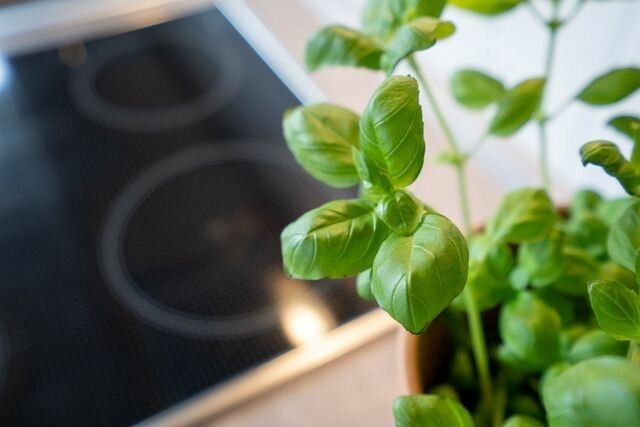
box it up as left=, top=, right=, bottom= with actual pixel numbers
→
left=0, top=322, right=9, bottom=397
left=99, top=142, right=339, bottom=338
left=70, top=40, right=244, bottom=132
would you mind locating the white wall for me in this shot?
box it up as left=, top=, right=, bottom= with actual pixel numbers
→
left=297, top=0, right=640, bottom=199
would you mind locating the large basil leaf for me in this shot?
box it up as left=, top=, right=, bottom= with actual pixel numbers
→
left=450, top=69, right=505, bottom=109
left=568, top=329, right=628, bottom=363
left=543, top=357, right=640, bottom=427
left=502, top=415, right=545, bottom=427
left=489, top=78, right=544, bottom=136
left=577, top=67, right=640, bottom=105
left=375, top=190, right=424, bottom=235
left=305, top=26, right=383, bottom=71
left=281, top=199, right=388, bottom=279
left=518, top=227, right=564, bottom=287
left=449, top=0, right=521, bottom=15
left=283, top=104, right=360, bottom=188
left=487, top=188, right=556, bottom=244
left=372, top=214, right=468, bottom=333
left=608, top=199, right=640, bottom=271
left=360, top=76, right=425, bottom=188
left=393, top=395, right=474, bottom=427
left=362, top=0, right=447, bottom=41
left=499, top=292, right=562, bottom=371
left=381, top=17, right=455, bottom=74
left=589, top=280, right=640, bottom=342
left=580, top=140, right=640, bottom=196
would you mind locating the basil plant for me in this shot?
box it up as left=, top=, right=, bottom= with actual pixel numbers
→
left=279, top=0, right=640, bottom=426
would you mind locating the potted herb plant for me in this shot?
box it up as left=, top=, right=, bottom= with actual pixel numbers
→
left=279, top=0, right=640, bottom=425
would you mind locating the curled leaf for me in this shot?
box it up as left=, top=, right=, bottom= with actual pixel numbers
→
left=580, top=140, right=640, bottom=196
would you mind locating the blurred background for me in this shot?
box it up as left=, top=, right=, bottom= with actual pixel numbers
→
left=0, top=0, right=638, bottom=426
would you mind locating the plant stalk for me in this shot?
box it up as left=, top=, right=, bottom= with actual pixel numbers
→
left=407, top=55, right=494, bottom=414
left=406, top=56, right=472, bottom=234
left=536, top=12, right=559, bottom=194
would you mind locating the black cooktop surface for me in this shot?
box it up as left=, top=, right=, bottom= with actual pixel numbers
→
left=0, top=7, right=371, bottom=426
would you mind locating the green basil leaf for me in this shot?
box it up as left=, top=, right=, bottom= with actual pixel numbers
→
left=551, top=246, right=600, bottom=297
left=564, top=212, right=609, bottom=259
left=489, top=78, right=544, bottom=136
left=588, top=280, right=640, bottom=342
left=502, top=415, right=545, bottom=427
left=499, top=292, right=562, bottom=371
left=580, top=140, right=640, bottom=196
left=506, top=396, right=545, bottom=422
left=353, top=147, right=394, bottom=193
left=610, top=115, right=640, bottom=166
left=518, top=227, right=564, bottom=287
left=487, top=188, right=556, bottom=244
left=569, top=189, right=603, bottom=217
left=281, top=199, right=389, bottom=279
left=637, top=252, right=640, bottom=286
left=577, top=67, right=640, bottom=105
left=381, top=17, right=455, bottom=74
left=534, top=288, right=575, bottom=326
left=599, top=262, right=637, bottom=291
left=609, top=115, right=640, bottom=141
left=283, top=104, right=360, bottom=188
left=568, top=329, right=628, bottom=363
left=372, top=214, right=468, bottom=333
left=450, top=69, right=505, bottom=109
left=454, top=234, right=515, bottom=311
left=362, top=0, right=447, bottom=41
left=596, top=196, right=634, bottom=227
left=360, top=76, right=425, bottom=188
left=305, top=26, right=383, bottom=71
left=608, top=199, right=640, bottom=271
left=543, top=357, right=640, bottom=427
left=375, top=190, right=424, bottom=235
left=449, top=0, right=521, bottom=15
left=393, top=394, right=474, bottom=427
left=356, top=269, right=375, bottom=301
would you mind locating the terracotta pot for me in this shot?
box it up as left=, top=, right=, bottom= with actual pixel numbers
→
left=397, top=318, right=451, bottom=395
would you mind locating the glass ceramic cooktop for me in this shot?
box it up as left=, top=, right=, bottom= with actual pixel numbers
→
left=0, top=7, right=373, bottom=426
